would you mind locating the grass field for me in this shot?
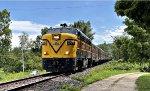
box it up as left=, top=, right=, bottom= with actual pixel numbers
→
left=0, top=71, right=30, bottom=82
left=0, top=70, right=46, bottom=82
left=136, top=74, right=150, bottom=91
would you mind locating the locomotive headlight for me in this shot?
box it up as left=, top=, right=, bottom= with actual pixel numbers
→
left=54, top=35, right=59, bottom=39
left=43, top=52, right=47, bottom=55
left=65, top=51, right=69, bottom=55
left=53, top=34, right=60, bottom=40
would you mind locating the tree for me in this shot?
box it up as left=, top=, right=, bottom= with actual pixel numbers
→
left=0, top=9, right=12, bottom=54
left=98, top=42, right=112, bottom=56
left=18, top=33, right=43, bottom=72
left=31, top=27, right=52, bottom=54
left=114, top=1, right=150, bottom=62
left=70, top=20, right=95, bottom=40
left=41, top=27, right=53, bottom=36
left=19, top=32, right=29, bottom=49
left=124, top=19, right=150, bottom=61
left=112, top=36, right=130, bottom=61
left=115, top=1, right=150, bottom=30
left=31, top=35, right=42, bottom=55
left=19, top=32, right=29, bottom=72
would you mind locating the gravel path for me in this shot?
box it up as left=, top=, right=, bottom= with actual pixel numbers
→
left=81, top=73, right=145, bottom=91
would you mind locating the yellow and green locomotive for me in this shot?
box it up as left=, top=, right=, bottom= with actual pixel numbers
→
left=42, top=24, right=111, bottom=72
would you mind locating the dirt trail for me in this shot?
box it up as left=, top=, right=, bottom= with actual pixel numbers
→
left=81, top=73, right=145, bottom=91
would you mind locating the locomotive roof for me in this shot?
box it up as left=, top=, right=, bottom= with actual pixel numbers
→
left=47, top=27, right=77, bottom=34
left=47, top=27, right=91, bottom=41
left=76, top=28, right=91, bottom=41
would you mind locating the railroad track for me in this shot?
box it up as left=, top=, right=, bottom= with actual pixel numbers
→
left=0, top=61, right=110, bottom=91
left=0, top=72, right=64, bottom=91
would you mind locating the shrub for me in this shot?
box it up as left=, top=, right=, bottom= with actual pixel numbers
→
left=140, top=63, right=150, bottom=72
left=61, top=83, right=80, bottom=91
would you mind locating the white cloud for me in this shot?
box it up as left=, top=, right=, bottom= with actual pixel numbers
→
left=10, top=20, right=49, bottom=47
left=11, top=33, right=37, bottom=48
left=10, top=20, right=71, bottom=47
left=93, top=26, right=127, bottom=45
left=10, top=20, right=49, bottom=34
left=118, top=16, right=127, bottom=21
left=11, top=33, right=20, bottom=48
left=109, top=26, right=126, bottom=37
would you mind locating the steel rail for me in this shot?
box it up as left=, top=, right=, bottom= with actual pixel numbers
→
left=0, top=72, right=63, bottom=91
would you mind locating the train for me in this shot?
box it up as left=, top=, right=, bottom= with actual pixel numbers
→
left=42, top=24, right=111, bottom=72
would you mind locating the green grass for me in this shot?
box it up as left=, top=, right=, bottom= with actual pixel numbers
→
left=0, top=71, right=30, bottom=82
left=61, top=84, right=80, bottom=91
left=81, top=70, right=135, bottom=85
left=61, top=60, right=139, bottom=91
left=136, top=74, right=150, bottom=91
left=0, top=70, right=46, bottom=82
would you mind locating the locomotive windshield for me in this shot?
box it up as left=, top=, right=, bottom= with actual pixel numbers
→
left=47, top=28, right=77, bottom=35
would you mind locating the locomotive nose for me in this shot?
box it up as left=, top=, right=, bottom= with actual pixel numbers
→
left=42, top=33, right=77, bottom=58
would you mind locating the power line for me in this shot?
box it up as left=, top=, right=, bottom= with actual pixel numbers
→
left=37, top=4, right=114, bottom=10
left=5, top=4, right=114, bottom=11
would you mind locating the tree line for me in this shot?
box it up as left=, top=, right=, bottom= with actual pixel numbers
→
left=99, top=1, right=150, bottom=64
left=112, top=1, right=150, bottom=63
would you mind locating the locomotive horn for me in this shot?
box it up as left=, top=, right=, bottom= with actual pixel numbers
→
left=60, top=23, right=67, bottom=27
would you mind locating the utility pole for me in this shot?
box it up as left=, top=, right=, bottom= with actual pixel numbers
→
left=20, top=35, right=25, bottom=73
left=22, top=43, right=24, bottom=72
left=19, top=32, right=28, bottom=72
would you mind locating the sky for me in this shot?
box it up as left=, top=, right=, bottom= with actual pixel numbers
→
left=0, top=0, right=126, bottom=47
